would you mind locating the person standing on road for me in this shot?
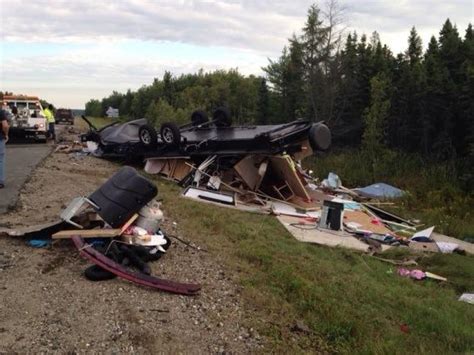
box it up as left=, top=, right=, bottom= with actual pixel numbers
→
left=0, top=109, right=10, bottom=189
left=43, top=104, right=56, bottom=142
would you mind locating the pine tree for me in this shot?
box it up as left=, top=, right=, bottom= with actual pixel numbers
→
left=459, top=24, right=474, bottom=157
left=362, top=73, right=391, bottom=178
left=301, top=4, right=330, bottom=121
left=407, top=26, right=423, bottom=65
left=393, top=27, right=426, bottom=152
left=436, top=19, right=464, bottom=158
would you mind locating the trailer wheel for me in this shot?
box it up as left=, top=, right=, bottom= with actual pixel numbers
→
left=308, top=123, right=331, bottom=151
left=160, top=122, right=181, bottom=146
left=191, top=110, right=209, bottom=126
left=139, top=124, right=158, bottom=148
left=213, top=107, right=232, bottom=127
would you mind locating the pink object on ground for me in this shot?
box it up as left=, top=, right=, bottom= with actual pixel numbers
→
left=397, top=268, right=426, bottom=280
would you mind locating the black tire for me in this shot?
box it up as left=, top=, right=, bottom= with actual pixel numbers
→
left=84, top=265, right=117, bottom=281
left=191, top=110, right=209, bottom=126
left=139, top=124, right=158, bottom=149
left=308, top=123, right=331, bottom=151
left=160, top=122, right=181, bottom=146
left=213, top=107, right=232, bottom=127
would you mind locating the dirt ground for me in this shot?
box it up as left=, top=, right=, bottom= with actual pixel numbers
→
left=0, top=125, right=264, bottom=353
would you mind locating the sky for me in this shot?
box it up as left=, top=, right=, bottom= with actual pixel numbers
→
left=0, top=0, right=472, bottom=108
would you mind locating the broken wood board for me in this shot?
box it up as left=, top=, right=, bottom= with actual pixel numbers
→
left=52, top=228, right=122, bottom=239
left=171, top=159, right=193, bottom=181
left=120, top=214, right=139, bottom=234
left=268, top=155, right=311, bottom=201
left=344, top=210, right=393, bottom=235
left=271, top=201, right=320, bottom=219
left=277, top=215, right=391, bottom=252
left=363, top=203, right=416, bottom=226
left=233, top=155, right=262, bottom=190
left=145, top=157, right=192, bottom=175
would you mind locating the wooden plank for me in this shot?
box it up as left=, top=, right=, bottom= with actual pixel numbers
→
left=344, top=210, right=393, bottom=235
left=120, top=213, right=139, bottom=234
left=52, top=228, right=122, bottom=239
left=268, top=155, right=310, bottom=200
left=171, top=159, right=193, bottom=181
left=233, top=155, right=260, bottom=190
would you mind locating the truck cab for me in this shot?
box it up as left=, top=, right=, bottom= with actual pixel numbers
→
left=2, top=95, right=48, bottom=142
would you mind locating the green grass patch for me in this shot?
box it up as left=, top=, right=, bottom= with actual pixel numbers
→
left=155, top=179, right=474, bottom=353
left=75, top=116, right=118, bottom=130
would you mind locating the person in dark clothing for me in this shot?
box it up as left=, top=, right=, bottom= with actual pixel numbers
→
left=0, top=109, right=9, bottom=188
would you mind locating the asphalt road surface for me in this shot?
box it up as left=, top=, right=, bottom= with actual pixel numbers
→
left=0, top=143, right=52, bottom=214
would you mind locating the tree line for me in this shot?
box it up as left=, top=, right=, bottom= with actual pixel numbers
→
left=85, top=3, right=473, bottom=163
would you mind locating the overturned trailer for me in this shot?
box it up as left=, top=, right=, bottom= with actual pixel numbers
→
left=81, top=107, right=331, bottom=209
left=81, top=108, right=330, bottom=160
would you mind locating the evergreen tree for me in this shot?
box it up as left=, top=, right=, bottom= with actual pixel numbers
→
left=406, top=26, right=423, bottom=65
left=362, top=73, right=391, bottom=178
left=301, top=4, right=330, bottom=121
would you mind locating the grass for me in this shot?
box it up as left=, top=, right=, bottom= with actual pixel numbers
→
left=154, top=177, right=474, bottom=353
left=74, top=116, right=117, bottom=130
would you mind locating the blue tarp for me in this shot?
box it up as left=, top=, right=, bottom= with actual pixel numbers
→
left=354, top=183, right=404, bottom=199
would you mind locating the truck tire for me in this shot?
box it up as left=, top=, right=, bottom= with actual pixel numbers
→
left=213, top=107, right=232, bottom=127
left=160, top=122, right=181, bottom=146
left=308, top=123, right=331, bottom=151
left=139, top=124, right=158, bottom=149
left=191, top=110, right=209, bottom=126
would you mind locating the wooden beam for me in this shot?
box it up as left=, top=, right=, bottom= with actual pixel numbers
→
left=52, top=229, right=121, bottom=239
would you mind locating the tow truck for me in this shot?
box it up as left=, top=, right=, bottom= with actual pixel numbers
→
left=2, top=95, right=48, bottom=142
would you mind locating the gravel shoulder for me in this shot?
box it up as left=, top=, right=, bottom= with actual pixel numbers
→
left=0, top=126, right=264, bottom=353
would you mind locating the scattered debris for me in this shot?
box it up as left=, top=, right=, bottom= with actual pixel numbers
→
left=76, top=109, right=474, bottom=258
left=353, top=183, right=405, bottom=200
left=458, top=293, right=474, bottom=304
left=4, top=166, right=201, bottom=295
left=397, top=268, right=447, bottom=282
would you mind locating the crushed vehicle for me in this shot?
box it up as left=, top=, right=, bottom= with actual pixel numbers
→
left=2, top=95, right=48, bottom=142
left=55, top=108, right=75, bottom=125
left=81, top=107, right=331, bottom=162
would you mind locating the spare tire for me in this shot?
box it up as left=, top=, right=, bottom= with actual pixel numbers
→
left=213, top=107, right=232, bottom=127
left=191, top=110, right=209, bottom=126
left=139, top=124, right=158, bottom=149
left=308, top=123, right=331, bottom=151
left=160, top=122, right=181, bottom=146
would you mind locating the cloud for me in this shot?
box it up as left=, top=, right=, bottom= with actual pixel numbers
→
left=1, top=41, right=267, bottom=107
left=2, top=0, right=472, bottom=56
left=0, top=0, right=310, bottom=56
left=1, top=0, right=472, bottom=107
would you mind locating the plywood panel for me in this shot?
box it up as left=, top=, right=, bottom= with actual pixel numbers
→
left=344, top=210, right=392, bottom=234
left=269, top=155, right=310, bottom=200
